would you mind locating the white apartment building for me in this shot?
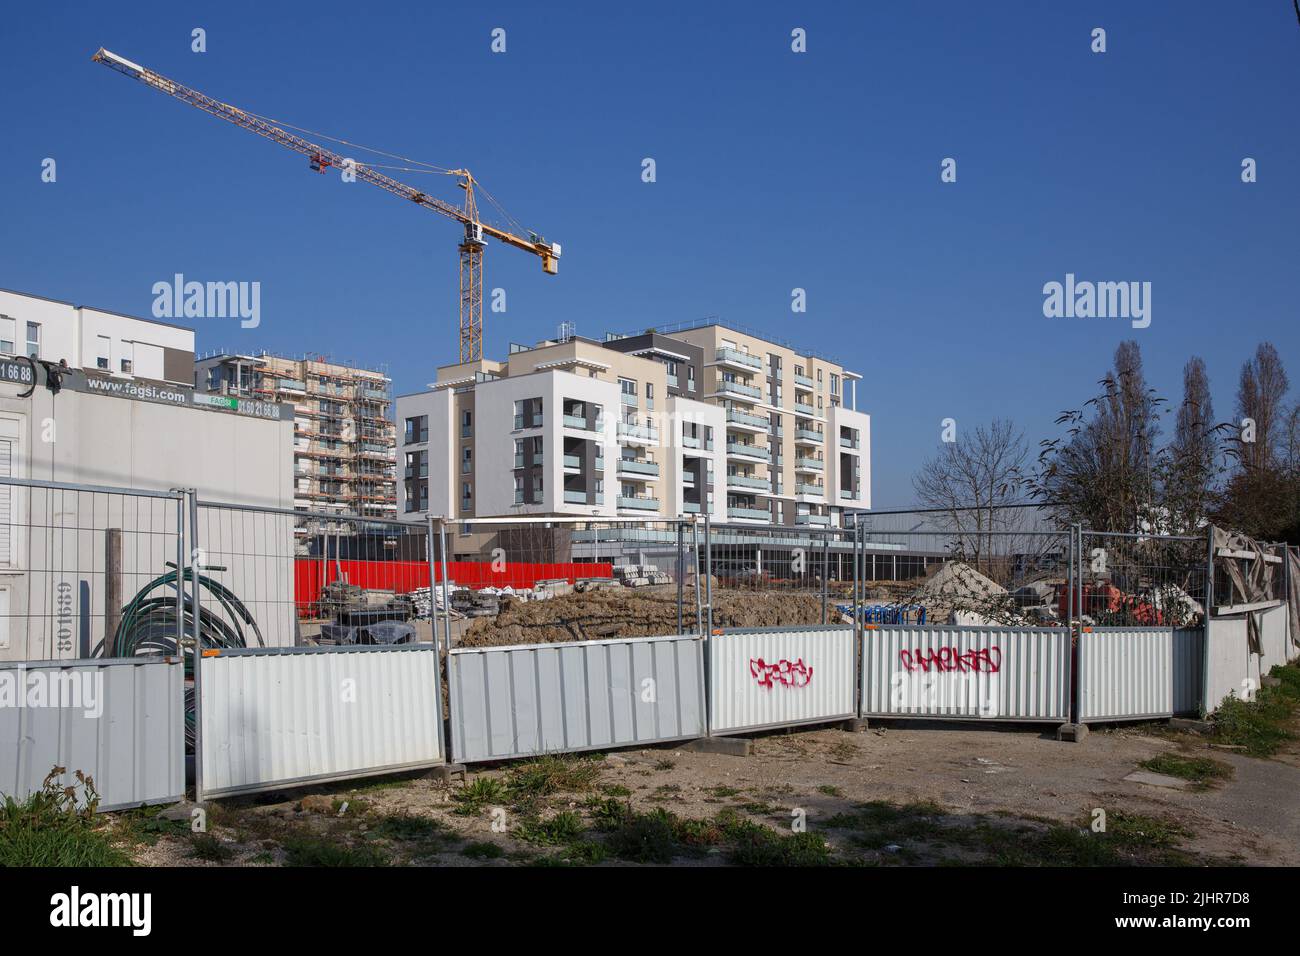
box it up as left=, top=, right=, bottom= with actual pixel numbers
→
left=0, top=288, right=195, bottom=383
left=397, top=323, right=870, bottom=528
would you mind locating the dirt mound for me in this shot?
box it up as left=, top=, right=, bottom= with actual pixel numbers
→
left=457, top=587, right=830, bottom=647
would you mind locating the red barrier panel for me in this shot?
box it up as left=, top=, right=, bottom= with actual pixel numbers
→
left=294, top=559, right=613, bottom=609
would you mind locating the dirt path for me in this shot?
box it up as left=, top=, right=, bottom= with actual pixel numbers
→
left=118, top=716, right=1299, bottom=867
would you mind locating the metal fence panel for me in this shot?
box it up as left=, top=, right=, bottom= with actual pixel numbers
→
left=1078, top=627, right=1204, bottom=722
left=708, top=626, right=856, bottom=735
left=862, top=625, right=1071, bottom=721
left=0, top=658, right=184, bottom=811
left=198, top=645, right=443, bottom=798
left=448, top=635, right=705, bottom=763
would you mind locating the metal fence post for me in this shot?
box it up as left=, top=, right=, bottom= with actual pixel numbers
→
left=676, top=520, right=684, bottom=635
left=703, top=512, right=713, bottom=634
left=438, top=517, right=453, bottom=657
left=821, top=531, right=829, bottom=625
left=425, top=513, right=447, bottom=758
left=691, top=517, right=703, bottom=636
left=1204, top=523, right=1215, bottom=714
left=187, top=489, right=204, bottom=804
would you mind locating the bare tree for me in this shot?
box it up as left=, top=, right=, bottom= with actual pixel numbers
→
left=1162, top=356, right=1219, bottom=534
left=913, top=418, right=1029, bottom=574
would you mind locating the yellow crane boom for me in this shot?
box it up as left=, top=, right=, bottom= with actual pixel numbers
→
left=92, top=48, right=559, bottom=363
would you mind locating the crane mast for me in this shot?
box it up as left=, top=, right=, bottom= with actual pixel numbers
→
left=92, top=48, right=559, bottom=362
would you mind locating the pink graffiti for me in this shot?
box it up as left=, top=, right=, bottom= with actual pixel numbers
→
left=750, top=657, right=814, bottom=689
left=899, top=646, right=1001, bottom=674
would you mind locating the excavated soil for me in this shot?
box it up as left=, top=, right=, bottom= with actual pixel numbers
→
left=457, top=586, right=833, bottom=647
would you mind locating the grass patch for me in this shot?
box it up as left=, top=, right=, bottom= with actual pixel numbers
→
left=817, top=785, right=845, bottom=798
left=601, top=784, right=632, bottom=797
left=1139, top=753, right=1234, bottom=790
left=607, top=807, right=680, bottom=863
left=282, top=835, right=389, bottom=867
left=452, top=776, right=508, bottom=816
left=190, top=833, right=236, bottom=862
left=708, top=785, right=741, bottom=798
left=513, top=811, right=585, bottom=846
left=461, top=841, right=504, bottom=860
left=0, top=769, right=131, bottom=867
left=505, top=756, right=602, bottom=806
left=1208, top=664, right=1300, bottom=757
left=370, top=813, right=445, bottom=843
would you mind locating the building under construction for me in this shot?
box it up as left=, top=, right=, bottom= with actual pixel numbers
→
left=196, top=352, right=397, bottom=521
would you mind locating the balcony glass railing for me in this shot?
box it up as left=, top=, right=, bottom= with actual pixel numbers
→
left=727, top=474, right=771, bottom=491
left=617, top=422, right=659, bottom=442
left=796, top=483, right=825, bottom=496
left=563, top=454, right=582, bottom=469
left=513, top=415, right=543, bottom=430
left=727, top=442, right=770, bottom=461
left=667, top=374, right=679, bottom=388
left=840, top=436, right=859, bottom=448
left=794, top=428, right=823, bottom=443
left=617, top=458, right=660, bottom=476
left=726, top=409, right=770, bottom=429
left=617, top=495, right=659, bottom=510
left=795, top=457, right=824, bottom=470
left=794, top=402, right=816, bottom=416
left=716, top=347, right=763, bottom=370
left=562, top=414, right=589, bottom=429
left=794, top=373, right=814, bottom=388
left=683, top=501, right=701, bottom=513
left=718, top=380, right=762, bottom=400
left=681, top=434, right=701, bottom=448
left=727, top=506, right=769, bottom=521
left=796, top=513, right=831, bottom=526
left=563, top=490, right=589, bottom=504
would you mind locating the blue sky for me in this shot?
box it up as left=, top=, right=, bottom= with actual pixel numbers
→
left=2, top=0, right=1296, bottom=505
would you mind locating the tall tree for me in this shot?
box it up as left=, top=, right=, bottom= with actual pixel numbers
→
left=1162, top=356, right=1218, bottom=534
left=912, top=418, right=1029, bottom=573
left=1032, top=341, right=1164, bottom=532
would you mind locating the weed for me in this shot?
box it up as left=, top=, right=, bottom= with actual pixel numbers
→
left=0, top=768, right=130, bottom=867
left=506, top=756, right=602, bottom=805
left=282, top=835, right=388, bottom=867
left=370, top=814, right=444, bottom=843
left=1208, top=665, right=1299, bottom=757
left=462, top=841, right=504, bottom=860
left=513, top=811, right=585, bottom=846
left=607, top=808, right=680, bottom=864
left=190, top=833, right=236, bottom=862
left=452, top=776, right=507, bottom=816
left=1138, top=753, right=1234, bottom=790
left=817, top=785, right=844, bottom=798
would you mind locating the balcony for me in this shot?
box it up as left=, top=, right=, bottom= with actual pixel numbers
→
left=796, top=513, right=831, bottom=526
left=794, top=428, right=823, bottom=444
left=513, top=454, right=542, bottom=469
left=513, top=414, right=543, bottom=430
left=667, top=374, right=679, bottom=389
left=618, top=495, right=659, bottom=511
left=794, top=402, right=816, bottom=416
left=620, top=392, right=638, bottom=406
left=715, top=347, right=763, bottom=371
left=562, top=414, right=589, bottom=429
left=795, top=457, right=824, bottom=471
left=727, top=442, right=770, bottom=461
left=717, top=380, right=762, bottom=400
left=727, top=473, right=771, bottom=492
left=681, top=434, right=701, bottom=449
left=683, top=501, right=701, bottom=513
left=796, top=482, right=825, bottom=497
left=727, top=506, right=769, bottom=521
left=617, top=458, right=660, bottom=477
left=617, top=421, right=658, bottom=443
left=726, top=409, right=769, bottom=430
left=563, top=490, right=591, bottom=505
left=840, top=436, right=859, bottom=448
left=794, top=373, right=814, bottom=388
left=840, top=489, right=855, bottom=500
left=563, top=454, right=582, bottom=469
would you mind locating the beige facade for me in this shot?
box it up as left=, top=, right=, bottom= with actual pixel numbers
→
left=197, top=353, right=397, bottom=519
left=397, top=324, right=868, bottom=527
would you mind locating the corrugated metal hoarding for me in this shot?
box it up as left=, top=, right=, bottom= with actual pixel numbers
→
left=709, top=626, right=857, bottom=735
left=862, top=625, right=1071, bottom=721
left=0, top=658, right=184, bottom=811
left=1078, top=627, right=1204, bottom=723
left=449, top=634, right=705, bottom=763
left=198, top=645, right=444, bottom=798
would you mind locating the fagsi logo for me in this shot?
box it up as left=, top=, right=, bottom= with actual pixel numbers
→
left=50, top=887, right=151, bottom=936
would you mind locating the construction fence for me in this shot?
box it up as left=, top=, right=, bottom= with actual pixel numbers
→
left=0, top=476, right=1296, bottom=806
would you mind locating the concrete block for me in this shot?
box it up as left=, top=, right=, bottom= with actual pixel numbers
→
left=1055, top=722, right=1089, bottom=743
left=425, top=763, right=467, bottom=784
left=677, top=736, right=752, bottom=757
left=839, top=718, right=869, bottom=733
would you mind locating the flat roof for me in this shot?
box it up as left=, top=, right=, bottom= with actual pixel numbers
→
left=0, top=286, right=196, bottom=334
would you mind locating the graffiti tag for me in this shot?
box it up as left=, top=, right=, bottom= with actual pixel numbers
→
left=750, top=657, right=813, bottom=689
left=899, top=646, right=1001, bottom=674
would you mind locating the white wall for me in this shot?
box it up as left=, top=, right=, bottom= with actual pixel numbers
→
left=829, top=405, right=871, bottom=510
left=0, top=377, right=293, bottom=661
left=0, top=290, right=194, bottom=383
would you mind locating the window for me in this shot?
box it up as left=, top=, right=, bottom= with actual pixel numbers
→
left=831, top=373, right=840, bottom=396
left=25, top=323, right=39, bottom=360
left=404, top=416, right=428, bottom=444
left=461, top=481, right=472, bottom=512
left=0, top=317, right=14, bottom=355
left=461, top=447, right=472, bottom=473
left=687, top=365, right=696, bottom=391
left=646, top=382, right=654, bottom=411
left=120, top=358, right=133, bottom=374
left=460, top=409, right=472, bottom=437
left=619, top=378, right=637, bottom=404
left=514, top=476, right=524, bottom=503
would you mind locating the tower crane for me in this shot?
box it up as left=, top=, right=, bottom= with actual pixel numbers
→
left=92, top=48, right=559, bottom=363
